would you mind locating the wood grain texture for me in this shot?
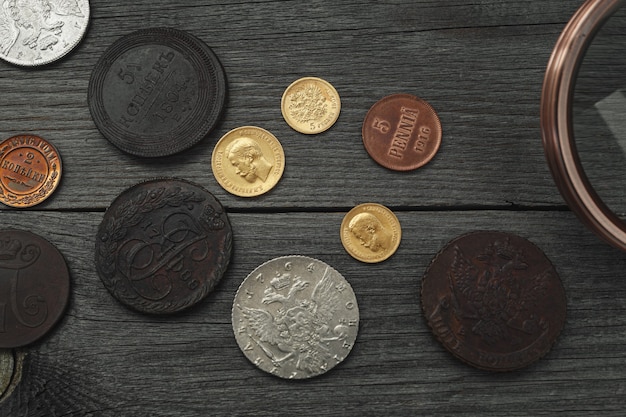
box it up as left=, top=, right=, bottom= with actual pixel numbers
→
left=2, top=0, right=626, bottom=416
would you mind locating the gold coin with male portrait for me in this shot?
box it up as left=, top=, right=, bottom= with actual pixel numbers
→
left=281, top=77, right=341, bottom=134
left=340, top=203, right=401, bottom=263
left=212, top=126, right=285, bottom=197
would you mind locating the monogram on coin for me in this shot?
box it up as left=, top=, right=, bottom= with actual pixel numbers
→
left=95, top=179, right=232, bottom=314
left=421, top=231, right=566, bottom=371
left=232, top=256, right=359, bottom=379
left=0, top=0, right=90, bottom=66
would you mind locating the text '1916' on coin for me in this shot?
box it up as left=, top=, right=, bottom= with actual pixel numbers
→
left=362, top=94, right=442, bottom=171
left=88, top=27, right=227, bottom=157
left=95, top=178, right=232, bottom=314
left=232, top=256, right=359, bottom=379
left=421, top=231, right=566, bottom=372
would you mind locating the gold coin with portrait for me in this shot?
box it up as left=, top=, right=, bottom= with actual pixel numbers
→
left=340, top=203, right=401, bottom=263
left=281, top=77, right=341, bottom=134
left=211, top=126, right=285, bottom=197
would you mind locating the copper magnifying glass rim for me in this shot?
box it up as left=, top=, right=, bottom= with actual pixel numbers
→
left=541, top=0, right=626, bottom=251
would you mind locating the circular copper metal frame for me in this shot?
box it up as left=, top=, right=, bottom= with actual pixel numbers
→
left=541, top=0, right=626, bottom=251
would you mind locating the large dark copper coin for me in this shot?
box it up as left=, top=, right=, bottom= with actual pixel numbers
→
left=95, top=179, right=232, bottom=314
left=421, top=231, right=566, bottom=371
left=362, top=94, right=442, bottom=171
left=0, top=230, right=70, bottom=348
left=88, top=28, right=227, bottom=157
left=0, top=135, right=62, bottom=208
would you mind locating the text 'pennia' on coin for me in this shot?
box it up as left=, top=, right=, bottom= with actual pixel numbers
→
left=340, top=203, right=401, bottom=263
left=88, top=28, right=227, bottom=157
left=281, top=77, right=341, bottom=134
left=232, top=256, right=359, bottom=379
left=211, top=126, right=285, bottom=197
left=362, top=94, right=442, bottom=171
left=0, top=229, right=70, bottom=348
left=95, top=178, right=232, bottom=314
left=421, top=231, right=566, bottom=372
left=0, top=1, right=90, bottom=67
left=0, top=135, right=62, bottom=208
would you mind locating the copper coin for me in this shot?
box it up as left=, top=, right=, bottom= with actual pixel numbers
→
left=421, top=231, right=566, bottom=371
left=0, top=135, right=62, bottom=208
left=95, top=178, right=232, bottom=314
left=362, top=94, right=442, bottom=171
left=0, top=230, right=70, bottom=348
left=88, top=28, right=227, bottom=157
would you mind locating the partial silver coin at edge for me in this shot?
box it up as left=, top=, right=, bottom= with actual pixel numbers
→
left=0, top=1, right=90, bottom=66
left=232, top=256, right=359, bottom=379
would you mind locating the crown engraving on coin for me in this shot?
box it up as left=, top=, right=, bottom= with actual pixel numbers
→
left=281, top=77, right=341, bottom=134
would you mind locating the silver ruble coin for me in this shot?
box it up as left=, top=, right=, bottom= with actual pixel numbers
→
left=232, top=255, right=359, bottom=379
left=0, top=0, right=90, bottom=66
left=0, top=349, right=14, bottom=397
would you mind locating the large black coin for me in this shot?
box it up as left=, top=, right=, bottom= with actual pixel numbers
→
left=0, top=230, right=70, bottom=348
left=88, top=28, right=227, bottom=157
left=95, top=179, right=232, bottom=314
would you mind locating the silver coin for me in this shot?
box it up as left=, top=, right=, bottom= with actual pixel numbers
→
left=232, top=255, right=359, bottom=379
left=0, top=349, right=13, bottom=397
left=0, top=0, right=90, bottom=67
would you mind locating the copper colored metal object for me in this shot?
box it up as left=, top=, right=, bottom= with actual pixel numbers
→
left=421, top=231, right=566, bottom=372
left=95, top=178, right=232, bottom=314
left=0, top=135, right=62, bottom=208
left=0, top=230, right=70, bottom=348
left=541, top=0, right=626, bottom=251
left=362, top=94, right=442, bottom=171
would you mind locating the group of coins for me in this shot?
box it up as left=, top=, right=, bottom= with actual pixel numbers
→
left=0, top=9, right=567, bottom=381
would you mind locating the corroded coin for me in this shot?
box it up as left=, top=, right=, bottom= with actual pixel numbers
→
left=0, top=0, right=90, bottom=66
left=212, top=126, right=285, bottom=197
left=95, top=179, right=232, bottom=314
left=0, top=135, right=62, bottom=208
left=421, top=231, right=566, bottom=372
left=88, top=27, right=227, bottom=157
left=233, top=255, right=359, bottom=379
left=0, top=229, right=70, bottom=348
left=281, top=77, right=341, bottom=134
left=340, top=203, right=401, bottom=263
left=362, top=94, right=442, bottom=171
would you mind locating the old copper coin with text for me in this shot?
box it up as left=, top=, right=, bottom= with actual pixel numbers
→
left=233, top=255, right=359, bottom=379
left=0, top=135, right=62, bottom=208
left=421, top=231, right=566, bottom=371
left=0, top=229, right=70, bottom=348
left=88, top=28, right=227, bottom=157
left=362, top=94, right=442, bottom=171
left=95, top=178, right=232, bottom=314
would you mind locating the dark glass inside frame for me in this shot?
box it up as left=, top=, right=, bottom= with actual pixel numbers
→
left=541, top=0, right=626, bottom=251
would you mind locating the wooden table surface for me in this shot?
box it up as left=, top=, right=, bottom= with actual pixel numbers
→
left=2, top=1, right=626, bottom=415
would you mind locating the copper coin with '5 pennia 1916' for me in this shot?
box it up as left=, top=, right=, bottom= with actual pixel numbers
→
left=95, top=178, right=232, bottom=314
left=421, top=231, right=566, bottom=372
left=88, top=27, right=227, bottom=157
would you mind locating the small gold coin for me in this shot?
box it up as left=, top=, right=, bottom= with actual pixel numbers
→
left=281, top=77, right=341, bottom=134
left=0, top=135, right=62, bottom=208
left=212, top=126, right=285, bottom=197
left=340, top=203, right=401, bottom=263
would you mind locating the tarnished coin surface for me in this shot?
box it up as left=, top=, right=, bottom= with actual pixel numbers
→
left=421, top=231, right=566, bottom=372
left=212, top=126, right=285, bottom=197
left=0, top=229, right=70, bottom=348
left=0, top=135, right=62, bottom=208
left=88, top=27, right=227, bottom=157
left=0, top=0, right=90, bottom=66
left=95, top=179, right=232, bottom=314
left=340, top=203, right=401, bottom=263
left=281, top=77, right=341, bottom=134
left=232, top=255, right=359, bottom=379
left=362, top=94, right=442, bottom=171
left=0, top=349, right=13, bottom=397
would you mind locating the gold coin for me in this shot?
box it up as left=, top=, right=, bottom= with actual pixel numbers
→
left=0, top=135, right=62, bottom=208
left=340, top=203, right=401, bottom=263
left=281, top=77, right=341, bottom=134
left=212, top=126, right=285, bottom=197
